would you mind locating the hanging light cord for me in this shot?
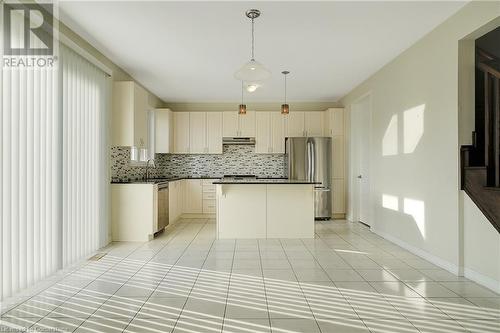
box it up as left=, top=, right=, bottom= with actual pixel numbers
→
left=251, top=17, right=255, bottom=61
left=241, top=81, right=244, bottom=103
left=284, top=74, right=287, bottom=103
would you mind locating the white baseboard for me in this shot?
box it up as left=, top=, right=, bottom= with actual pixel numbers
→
left=181, top=213, right=215, bottom=219
left=371, top=228, right=459, bottom=275
left=464, top=268, right=500, bottom=294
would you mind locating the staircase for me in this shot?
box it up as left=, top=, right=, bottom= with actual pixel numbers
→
left=460, top=48, right=500, bottom=234
left=461, top=147, right=500, bottom=233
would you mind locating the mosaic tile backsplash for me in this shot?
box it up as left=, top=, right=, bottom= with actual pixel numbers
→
left=111, top=145, right=286, bottom=181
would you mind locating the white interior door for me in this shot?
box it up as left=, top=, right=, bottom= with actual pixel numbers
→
left=351, top=95, right=371, bottom=225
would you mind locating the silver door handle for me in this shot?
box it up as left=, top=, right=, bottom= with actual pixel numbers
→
left=314, top=187, right=331, bottom=192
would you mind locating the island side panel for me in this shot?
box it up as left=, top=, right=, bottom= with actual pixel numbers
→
left=216, top=184, right=267, bottom=239
left=266, top=184, right=315, bottom=238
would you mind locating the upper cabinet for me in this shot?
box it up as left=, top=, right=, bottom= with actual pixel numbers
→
left=173, top=112, right=190, bottom=153
left=172, top=111, right=222, bottom=154
left=305, top=112, right=324, bottom=136
left=271, top=113, right=286, bottom=153
left=255, top=112, right=285, bottom=154
left=189, top=112, right=207, bottom=154
left=324, top=108, right=344, bottom=136
left=285, top=111, right=324, bottom=137
left=222, top=112, right=238, bottom=137
left=112, top=81, right=150, bottom=147
left=285, top=112, right=305, bottom=137
left=255, top=112, right=271, bottom=153
left=155, top=108, right=173, bottom=154
left=222, top=111, right=256, bottom=137
left=206, top=112, right=223, bottom=154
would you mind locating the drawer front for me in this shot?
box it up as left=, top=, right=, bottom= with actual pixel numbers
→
left=202, top=185, right=216, bottom=192
left=203, top=200, right=216, bottom=213
left=202, top=179, right=215, bottom=186
left=203, top=192, right=216, bottom=200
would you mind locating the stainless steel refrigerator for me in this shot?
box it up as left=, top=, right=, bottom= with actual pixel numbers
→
left=286, top=137, right=332, bottom=219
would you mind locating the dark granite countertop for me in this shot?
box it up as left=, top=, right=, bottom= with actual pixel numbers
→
left=212, top=179, right=320, bottom=185
left=111, top=176, right=221, bottom=185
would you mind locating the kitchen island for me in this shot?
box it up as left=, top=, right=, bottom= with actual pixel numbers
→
left=213, top=178, right=319, bottom=239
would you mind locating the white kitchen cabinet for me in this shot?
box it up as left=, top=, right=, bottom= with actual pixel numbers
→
left=112, top=81, right=150, bottom=147
left=323, top=108, right=346, bottom=216
left=223, top=112, right=239, bottom=137
left=285, top=112, right=305, bottom=137
left=305, top=112, right=324, bottom=136
left=324, top=108, right=345, bottom=136
left=189, top=112, right=207, bottom=154
left=155, top=108, right=173, bottom=153
left=222, top=111, right=256, bottom=137
left=169, top=180, right=185, bottom=223
left=332, top=179, right=345, bottom=214
left=111, top=184, right=156, bottom=241
left=271, top=113, right=286, bottom=153
left=206, top=112, right=223, bottom=154
left=239, top=111, right=256, bottom=137
left=285, top=111, right=324, bottom=137
left=332, top=135, right=345, bottom=179
left=173, top=112, right=190, bottom=153
left=169, top=181, right=179, bottom=223
left=184, top=179, right=203, bottom=213
left=255, top=112, right=271, bottom=153
left=256, top=112, right=285, bottom=154
left=202, top=179, right=216, bottom=214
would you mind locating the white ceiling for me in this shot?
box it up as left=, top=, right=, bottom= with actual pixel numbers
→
left=59, top=1, right=466, bottom=103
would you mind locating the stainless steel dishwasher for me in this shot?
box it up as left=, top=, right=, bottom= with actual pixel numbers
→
left=157, top=182, right=169, bottom=232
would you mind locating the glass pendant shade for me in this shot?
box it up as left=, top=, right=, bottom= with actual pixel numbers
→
left=239, top=104, right=247, bottom=114
left=281, top=103, right=289, bottom=115
left=234, top=59, right=271, bottom=81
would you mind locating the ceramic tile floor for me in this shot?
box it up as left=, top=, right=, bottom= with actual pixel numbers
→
left=1, top=218, right=499, bottom=333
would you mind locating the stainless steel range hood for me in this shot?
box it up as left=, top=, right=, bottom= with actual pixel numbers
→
left=222, top=137, right=256, bottom=145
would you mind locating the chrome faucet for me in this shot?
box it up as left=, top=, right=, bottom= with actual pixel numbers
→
left=145, top=159, right=156, bottom=181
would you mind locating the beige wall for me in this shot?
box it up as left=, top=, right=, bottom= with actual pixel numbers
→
left=463, top=192, right=500, bottom=293
left=59, top=22, right=164, bottom=108
left=340, top=1, right=500, bottom=282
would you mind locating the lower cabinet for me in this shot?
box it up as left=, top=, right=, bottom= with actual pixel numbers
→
left=183, top=179, right=203, bottom=213
left=169, top=180, right=184, bottom=223
left=182, top=179, right=216, bottom=214
left=332, top=179, right=345, bottom=215
left=202, top=180, right=216, bottom=213
left=111, top=184, right=156, bottom=242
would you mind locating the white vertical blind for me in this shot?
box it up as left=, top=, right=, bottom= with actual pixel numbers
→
left=1, top=10, right=60, bottom=299
left=0, top=22, right=110, bottom=298
left=60, top=45, right=110, bottom=267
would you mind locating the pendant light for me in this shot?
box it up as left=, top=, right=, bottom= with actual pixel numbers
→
left=281, top=71, right=290, bottom=115
left=234, top=9, right=271, bottom=83
left=239, top=81, right=247, bottom=115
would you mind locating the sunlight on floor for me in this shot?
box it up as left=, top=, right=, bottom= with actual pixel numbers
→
left=1, top=219, right=499, bottom=333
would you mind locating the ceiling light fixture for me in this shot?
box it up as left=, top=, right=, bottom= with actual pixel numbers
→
left=246, top=84, right=258, bottom=93
left=281, top=71, right=290, bottom=115
left=234, top=9, right=271, bottom=82
left=239, top=81, right=247, bottom=115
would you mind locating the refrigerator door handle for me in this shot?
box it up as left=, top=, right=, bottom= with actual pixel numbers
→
left=307, top=140, right=312, bottom=181
left=311, top=140, right=316, bottom=182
